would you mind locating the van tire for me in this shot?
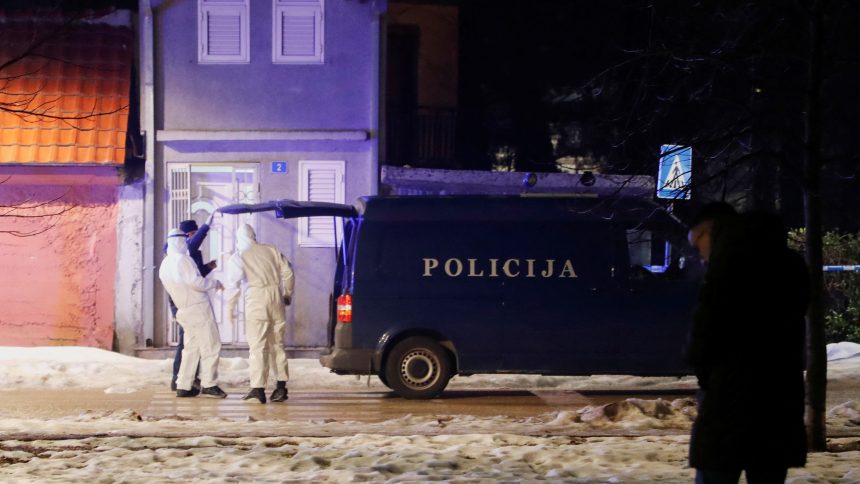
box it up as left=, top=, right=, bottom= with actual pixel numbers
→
left=377, top=373, right=391, bottom=388
left=384, top=336, right=451, bottom=399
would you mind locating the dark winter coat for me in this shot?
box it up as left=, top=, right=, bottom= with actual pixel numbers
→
left=686, top=213, right=808, bottom=470
left=186, top=224, right=212, bottom=277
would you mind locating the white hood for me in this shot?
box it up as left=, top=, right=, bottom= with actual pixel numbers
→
left=236, top=224, right=257, bottom=252
left=166, top=228, right=188, bottom=255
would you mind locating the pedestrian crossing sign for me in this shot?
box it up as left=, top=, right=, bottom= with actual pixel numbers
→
left=657, top=145, right=692, bottom=200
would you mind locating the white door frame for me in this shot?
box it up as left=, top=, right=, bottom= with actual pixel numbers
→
left=164, top=162, right=260, bottom=346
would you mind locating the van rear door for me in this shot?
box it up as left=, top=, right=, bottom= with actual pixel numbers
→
left=218, top=199, right=358, bottom=219
left=218, top=199, right=359, bottom=350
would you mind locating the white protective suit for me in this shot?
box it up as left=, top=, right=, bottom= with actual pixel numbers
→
left=158, top=228, right=222, bottom=391
left=226, top=224, right=295, bottom=389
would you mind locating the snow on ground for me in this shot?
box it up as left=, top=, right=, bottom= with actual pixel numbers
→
left=1, top=343, right=858, bottom=394
left=0, top=346, right=704, bottom=393
left=0, top=345, right=859, bottom=482
left=828, top=341, right=860, bottom=361
left=0, top=345, right=859, bottom=435
left=1, top=433, right=859, bottom=483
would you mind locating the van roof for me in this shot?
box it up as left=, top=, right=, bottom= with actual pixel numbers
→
left=217, top=195, right=685, bottom=235
left=356, top=195, right=678, bottom=226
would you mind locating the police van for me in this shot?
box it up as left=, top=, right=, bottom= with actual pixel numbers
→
left=220, top=195, right=700, bottom=399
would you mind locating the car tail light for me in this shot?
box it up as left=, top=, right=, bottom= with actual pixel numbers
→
left=337, top=294, right=352, bottom=323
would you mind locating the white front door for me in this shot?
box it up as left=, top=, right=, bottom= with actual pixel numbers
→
left=167, top=163, right=259, bottom=344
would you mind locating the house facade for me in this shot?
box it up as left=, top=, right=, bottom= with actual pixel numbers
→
left=139, top=0, right=384, bottom=353
left=0, top=10, right=134, bottom=350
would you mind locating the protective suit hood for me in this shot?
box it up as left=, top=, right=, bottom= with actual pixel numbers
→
left=236, top=224, right=257, bottom=252
left=166, top=228, right=188, bottom=255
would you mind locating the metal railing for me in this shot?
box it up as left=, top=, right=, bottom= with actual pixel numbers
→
left=387, top=106, right=457, bottom=166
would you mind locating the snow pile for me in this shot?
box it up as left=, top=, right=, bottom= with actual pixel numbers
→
left=828, top=401, right=860, bottom=428
left=0, top=347, right=252, bottom=391
left=0, top=433, right=694, bottom=482
left=828, top=342, right=860, bottom=361
left=570, top=397, right=697, bottom=430
left=0, top=432, right=858, bottom=482
left=448, top=373, right=698, bottom=391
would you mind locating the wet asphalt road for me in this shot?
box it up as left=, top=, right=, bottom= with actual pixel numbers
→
left=0, top=387, right=697, bottom=421
left=1, top=386, right=856, bottom=428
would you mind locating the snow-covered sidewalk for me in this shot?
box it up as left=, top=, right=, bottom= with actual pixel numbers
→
left=0, top=345, right=705, bottom=394
left=0, top=343, right=859, bottom=482
left=0, top=343, right=858, bottom=437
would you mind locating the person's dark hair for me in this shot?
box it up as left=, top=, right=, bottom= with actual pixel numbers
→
left=179, top=219, right=199, bottom=234
left=689, top=201, right=737, bottom=228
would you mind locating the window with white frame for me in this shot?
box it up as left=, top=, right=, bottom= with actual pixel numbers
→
left=199, top=0, right=250, bottom=64
left=273, top=0, right=324, bottom=64
left=298, top=160, right=344, bottom=247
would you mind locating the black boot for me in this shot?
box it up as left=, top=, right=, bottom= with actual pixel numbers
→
left=176, top=387, right=199, bottom=398
left=242, top=387, right=267, bottom=404
left=270, top=381, right=288, bottom=402
left=170, top=377, right=177, bottom=391
left=201, top=386, right=228, bottom=398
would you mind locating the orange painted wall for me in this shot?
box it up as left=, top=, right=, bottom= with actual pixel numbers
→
left=0, top=166, right=120, bottom=349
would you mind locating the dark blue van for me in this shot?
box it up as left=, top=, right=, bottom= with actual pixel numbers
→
left=220, top=195, right=700, bottom=399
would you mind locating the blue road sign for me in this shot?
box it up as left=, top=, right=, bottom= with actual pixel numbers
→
left=657, top=145, right=692, bottom=200
left=272, top=161, right=288, bottom=174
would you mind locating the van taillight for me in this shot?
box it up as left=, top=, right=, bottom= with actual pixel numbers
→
left=337, top=294, right=352, bottom=323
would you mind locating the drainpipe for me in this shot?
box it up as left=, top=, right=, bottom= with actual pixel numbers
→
left=140, top=0, right=156, bottom=344
left=370, top=1, right=386, bottom=195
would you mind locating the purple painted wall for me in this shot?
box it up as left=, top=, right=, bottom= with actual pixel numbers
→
left=154, top=0, right=379, bottom=130
left=150, top=0, right=382, bottom=350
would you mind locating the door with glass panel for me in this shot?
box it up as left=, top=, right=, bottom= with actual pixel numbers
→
left=166, top=163, right=259, bottom=344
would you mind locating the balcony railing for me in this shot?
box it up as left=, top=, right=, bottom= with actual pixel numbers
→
left=386, top=106, right=457, bottom=167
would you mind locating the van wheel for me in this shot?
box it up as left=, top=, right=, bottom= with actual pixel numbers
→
left=377, top=373, right=391, bottom=388
left=385, top=336, right=451, bottom=399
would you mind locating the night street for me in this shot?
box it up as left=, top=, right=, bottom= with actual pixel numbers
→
left=1, top=349, right=859, bottom=481
left=3, top=0, right=860, bottom=481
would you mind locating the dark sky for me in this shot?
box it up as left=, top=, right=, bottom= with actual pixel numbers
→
left=452, top=0, right=860, bottom=230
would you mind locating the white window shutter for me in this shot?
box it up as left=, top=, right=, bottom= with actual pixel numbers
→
left=166, top=163, right=191, bottom=345
left=273, top=0, right=324, bottom=64
left=199, top=0, right=249, bottom=64
left=298, top=160, right=345, bottom=247
left=168, top=164, right=191, bottom=230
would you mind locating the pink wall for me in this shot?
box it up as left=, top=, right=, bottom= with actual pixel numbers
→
left=0, top=166, right=120, bottom=349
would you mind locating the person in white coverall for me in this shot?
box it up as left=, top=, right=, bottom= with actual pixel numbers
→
left=159, top=228, right=228, bottom=399
left=226, top=224, right=295, bottom=404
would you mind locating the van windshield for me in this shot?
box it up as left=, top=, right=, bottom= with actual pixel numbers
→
left=624, top=211, right=701, bottom=280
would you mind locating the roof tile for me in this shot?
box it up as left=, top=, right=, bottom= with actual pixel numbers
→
left=0, top=19, right=132, bottom=165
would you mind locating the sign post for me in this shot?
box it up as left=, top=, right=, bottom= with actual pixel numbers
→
left=657, top=145, right=692, bottom=269
left=656, top=145, right=692, bottom=200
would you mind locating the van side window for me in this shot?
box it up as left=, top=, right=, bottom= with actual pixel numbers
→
left=626, top=228, right=691, bottom=280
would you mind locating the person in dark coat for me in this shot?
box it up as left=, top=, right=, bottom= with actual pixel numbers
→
left=168, top=213, right=218, bottom=391
left=686, top=206, right=808, bottom=484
